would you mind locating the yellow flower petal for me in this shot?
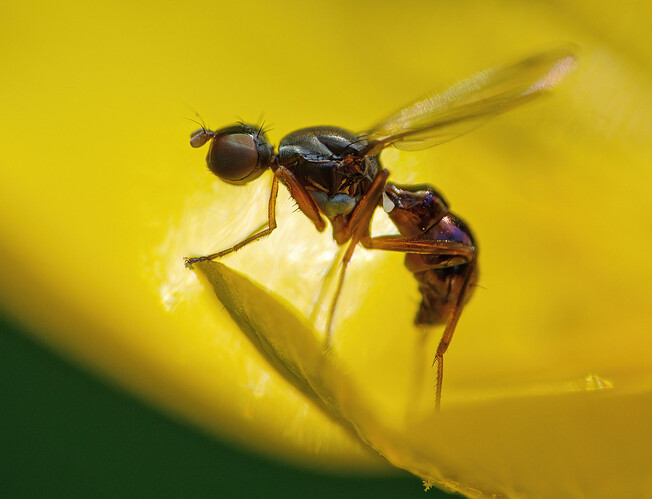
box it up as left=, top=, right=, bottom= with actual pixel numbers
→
left=1, top=1, right=650, bottom=496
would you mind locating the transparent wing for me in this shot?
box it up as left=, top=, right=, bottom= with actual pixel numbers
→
left=363, top=47, right=576, bottom=154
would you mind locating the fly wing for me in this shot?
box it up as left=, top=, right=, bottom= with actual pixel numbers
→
left=363, top=47, right=576, bottom=154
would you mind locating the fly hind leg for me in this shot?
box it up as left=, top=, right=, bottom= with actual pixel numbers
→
left=362, top=233, right=477, bottom=410
left=431, top=260, right=477, bottom=411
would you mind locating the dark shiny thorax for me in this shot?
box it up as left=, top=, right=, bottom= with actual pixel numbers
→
left=277, top=127, right=381, bottom=220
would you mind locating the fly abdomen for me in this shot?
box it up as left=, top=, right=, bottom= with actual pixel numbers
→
left=384, top=183, right=478, bottom=327
left=407, top=214, right=478, bottom=326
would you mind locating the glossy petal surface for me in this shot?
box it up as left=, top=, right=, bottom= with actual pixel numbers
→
left=1, top=1, right=651, bottom=496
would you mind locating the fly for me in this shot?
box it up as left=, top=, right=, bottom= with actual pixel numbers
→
left=185, top=48, right=576, bottom=409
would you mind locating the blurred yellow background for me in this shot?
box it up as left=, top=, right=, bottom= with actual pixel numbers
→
left=1, top=1, right=651, bottom=497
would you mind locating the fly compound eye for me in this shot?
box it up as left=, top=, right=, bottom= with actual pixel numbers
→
left=207, top=133, right=265, bottom=185
left=192, top=123, right=274, bottom=185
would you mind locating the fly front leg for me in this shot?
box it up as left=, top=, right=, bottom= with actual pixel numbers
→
left=275, top=165, right=326, bottom=233
left=184, top=173, right=281, bottom=268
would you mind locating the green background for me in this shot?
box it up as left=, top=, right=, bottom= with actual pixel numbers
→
left=1, top=316, right=452, bottom=497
